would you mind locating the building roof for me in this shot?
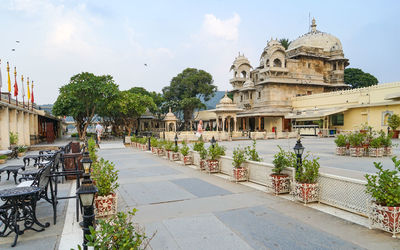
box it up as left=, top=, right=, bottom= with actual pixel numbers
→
left=164, top=107, right=178, bottom=121
left=288, top=18, right=343, bottom=53
left=285, top=107, right=348, bottom=120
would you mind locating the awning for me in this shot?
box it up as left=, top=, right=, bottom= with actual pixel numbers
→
left=384, top=92, right=400, bottom=100
left=285, top=107, right=348, bottom=120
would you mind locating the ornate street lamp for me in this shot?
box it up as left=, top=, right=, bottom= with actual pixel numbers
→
left=210, top=136, right=216, bottom=148
left=293, top=138, right=305, bottom=174
left=77, top=152, right=97, bottom=250
left=174, top=133, right=178, bottom=147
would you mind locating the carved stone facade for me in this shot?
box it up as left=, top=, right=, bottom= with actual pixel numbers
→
left=230, top=19, right=350, bottom=132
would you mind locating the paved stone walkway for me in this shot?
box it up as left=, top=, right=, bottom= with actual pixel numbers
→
left=99, top=147, right=399, bottom=250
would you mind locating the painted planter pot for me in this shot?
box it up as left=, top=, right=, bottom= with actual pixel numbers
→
left=18, top=152, right=26, bottom=157
left=157, top=148, right=165, bottom=156
left=166, top=150, right=171, bottom=159
left=200, top=159, right=206, bottom=170
left=206, top=160, right=219, bottom=173
left=94, top=193, right=117, bottom=218
left=384, top=147, right=393, bottom=156
left=335, top=147, right=346, bottom=156
left=233, top=167, right=248, bottom=182
left=151, top=147, right=157, bottom=154
left=0, top=159, right=6, bottom=164
left=368, top=147, right=384, bottom=157
left=369, top=203, right=400, bottom=238
left=293, top=182, right=319, bottom=204
left=270, top=174, right=290, bottom=195
left=349, top=147, right=363, bottom=157
left=183, top=155, right=192, bottom=165
left=171, top=152, right=180, bottom=161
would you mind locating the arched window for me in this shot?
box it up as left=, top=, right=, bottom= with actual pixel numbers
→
left=384, top=113, right=391, bottom=126
left=241, top=71, right=247, bottom=78
left=266, top=59, right=269, bottom=67
left=273, top=58, right=282, bottom=67
left=234, top=71, right=237, bottom=77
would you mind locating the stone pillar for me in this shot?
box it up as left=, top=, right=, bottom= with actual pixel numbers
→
left=227, top=118, right=231, bottom=132
left=24, top=112, right=30, bottom=146
left=9, top=109, right=17, bottom=134
left=216, top=118, right=219, bottom=132
left=234, top=118, right=237, bottom=132
left=222, top=117, right=225, bottom=132
left=0, top=107, right=10, bottom=150
left=242, top=118, right=245, bottom=130
left=17, top=111, right=24, bottom=145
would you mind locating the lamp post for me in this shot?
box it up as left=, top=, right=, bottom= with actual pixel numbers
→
left=210, top=136, right=216, bottom=148
left=174, top=133, right=178, bottom=147
left=293, top=138, right=305, bottom=174
left=77, top=152, right=97, bottom=250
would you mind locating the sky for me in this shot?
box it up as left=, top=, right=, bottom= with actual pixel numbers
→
left=0, top=0, right=399, bottom=105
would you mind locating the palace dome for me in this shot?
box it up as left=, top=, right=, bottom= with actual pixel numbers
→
left=219, top=92, right=233, bottom=104
left=242, top=79, right=255, bottom=89
left=164, top=107, right=178, bottom=121
left=288, top=18, right=343, bottom=52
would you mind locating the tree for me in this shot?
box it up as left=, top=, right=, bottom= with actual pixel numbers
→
left=128, top=87, right=165, bottom=116
left=162, top=68, right=217, bottom=130
left=344, top=68, right=378, bottom=89
left=53, top=72, right=119, bottom=140
left=279, top=38, right=291, bottom=50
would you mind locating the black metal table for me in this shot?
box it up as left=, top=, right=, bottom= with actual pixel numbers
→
left=18, top=168, right=40, bottom=183
left=23, top=153, right=55, bottom=167
left=0, top=165, right=26, bottom=184
left=0, top=186, right=50, bottom=247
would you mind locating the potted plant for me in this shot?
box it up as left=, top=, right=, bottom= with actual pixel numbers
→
left=245, top=140, right=262, bottom=162
left=369, top=137, right=384, bottom=157
left=9, top=132, right=18, bottom=146
left=349, top=132, right=364, bottom=157
left=150, top=137, right=158, bottom=154
left=199, top=147, right=208, bottom=170
left=17, top=146, right=28, bottom=157
left=293, top=155, right=320, bottom=204
left=0, top=155, right=7, bottom=164
left=130, top=135, right=136, bottom=147
left=381, top=131, right=393, bottom=156
left=171, top=145, right=179, bottom=161
left=334, top=134, right=347, bottom=156
left=206, top=143, right=225, bottom=173
left=164, top=141, right=173, bottom=159
left=91, top=158, right=119, bottom=217
left=84, top=209, right=149, bottom=249
left=192, top=138, right=204, bottom=152
left=271, top=147, right=292, bottom=195
left=365, top=157, right=400, bottom=238
left=180, top=141, right=192, bottom=165
left=141, top=137, right=148, bottom=151
left=388, top=114, right=400, bottom=138
left=157, top=140, right=165, bottom=156
left=232, top=146, right=248, bottom=182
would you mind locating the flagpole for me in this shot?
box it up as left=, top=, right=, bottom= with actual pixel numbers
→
left=27, top=77, right=30, bottom=109
left=7, top=62, right=10, bottom=104
left=21, top=74, right=24, bottom=107
left=14, top=67, right=18, bottom=106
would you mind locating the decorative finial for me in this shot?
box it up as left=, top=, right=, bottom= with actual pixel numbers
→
left=169, top=107, right=172, bottom=113
left=225, top=90, right=228, bottom=97
left=14, top=67, right=16, bottom=77
left=7, top=61, right=9, bottom=72
left=311, top=17, right=316, bottom=32
left=21, top=74, right=24, bottom=82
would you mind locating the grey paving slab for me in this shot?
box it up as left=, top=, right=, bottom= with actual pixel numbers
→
left=215, top=205, right=364, bottom=250
left=162, top=213, right=253, bottom=250
left=119, top=165, right=181, bottom=178
left=0, top=235, right=57, bottom=250
left=145, top=221, right=181, bottom=250
left=121, top=181, right=196, bottom=206
left=171, top=178, right=232, bottom=198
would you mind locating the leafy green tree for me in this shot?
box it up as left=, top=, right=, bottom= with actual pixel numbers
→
left=344, top=68, right=378, bottom=89
left=279, top=38, right=291, bottom=50
left=128, top=87, right=165, bottom=117
left=53, top=72, right=119, bottom=140
left=162, top=68, right=216, bottom=130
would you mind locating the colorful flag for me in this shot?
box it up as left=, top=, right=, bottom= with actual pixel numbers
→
left=7, top=62, right=11, bottom=92
left=27, top=77, right=30, bottom=101
left=13, top=67, right=18, bottom=97
left=31, top=81, right=34, bottom=103
left=0, top=60, right=3, bottom=91
left=21, top=75, right=25, bottom=100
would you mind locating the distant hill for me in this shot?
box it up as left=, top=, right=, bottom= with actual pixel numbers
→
left=200, top=91, right=225, bottom=110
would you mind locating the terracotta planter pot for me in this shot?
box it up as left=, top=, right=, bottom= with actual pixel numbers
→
left=18, top=152, right=26, bottom=157
left=94, top=193, right=118, bottom=218
left=206, top=159, right=219, bottom=173
left=0, top=159, right=7, bottom=164
left=360, top=130, right=368, bottom=134
left=200, top=159, right=206, bottom=170
left=166, top=150, right=171, bottom=159
left=270, top=174, right=290, bottom=195
left=183, top=155, right=192, bottom=165
left=384, top=147, right=393, bottom=156
left=392, top=130, right=399, bottom=138
left=350, top=147, right=363, bottom=157
left=171, top=152, right=179, bottom=161
left=335, top=147, right=346, bottom=156
left=233, top=167, right=248, bottom=182
left=369, top=203, right=400, bottom=238
left=345, top=143, right=350, bottom=150
left=369, top=147, right=384, bottom=157
left=293, top=182, right=319, bottom=204
left=157, top=148, right=165, bottom=156
left=151, top=147, right=157, bottom=154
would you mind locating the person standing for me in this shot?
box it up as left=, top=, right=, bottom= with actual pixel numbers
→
left=95, top=122, right=103, bottom=144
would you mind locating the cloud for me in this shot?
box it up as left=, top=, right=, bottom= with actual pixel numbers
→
left=202, top=13, right=240, bottom=41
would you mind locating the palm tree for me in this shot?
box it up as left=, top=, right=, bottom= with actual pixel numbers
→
left=279, top=38, right=291, bottom=50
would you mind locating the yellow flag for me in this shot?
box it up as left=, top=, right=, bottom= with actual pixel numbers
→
left=27, top=77, right=30, bottom=100
left=7, top=62, right=11, bottom=92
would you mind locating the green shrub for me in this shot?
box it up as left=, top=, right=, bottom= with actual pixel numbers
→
left=207, top=143, right=226, bottom=160
left=172, top=145, right=179, bottom=153
left=245, top=140, right=261, bottom=162
left=164, top=141, right=173, bottom=151
left=9, top=132, right=18, bottom=145
left=334, top=134, right=347, bottom=147
left=91, top=158, right=119, bottom=196
left=70, top=132, right=78, bottom=138
left=180, top=142, right=190, bottom=156
left=348, top=132, right=364, bottom=147
left=87, top=137, right=98, bottom=163
left=380, top=131, right=393, bottom=147
left=85, top=209, right=147, bottom=249
left=365, top=157, right=400, bottom=207
left=193, top=140, right=205, bottom=152
left=0, top=155, right=7, bottom=160
left=295, top=155, right=320, bottom=184
left=232, top=146, right=246, bottom=168
left=130, top=135, right=137, bottom=143
left=199, top=147, right=207, bottom=160
left=272, top=146, right=294, bottom=175
left=388, top=114, right=400, bottom=131
left=17, top=146, right=27, bottom=153
left=369, top=137, right=382, bottom=148
left=150, top=137, right=158, bottom=147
